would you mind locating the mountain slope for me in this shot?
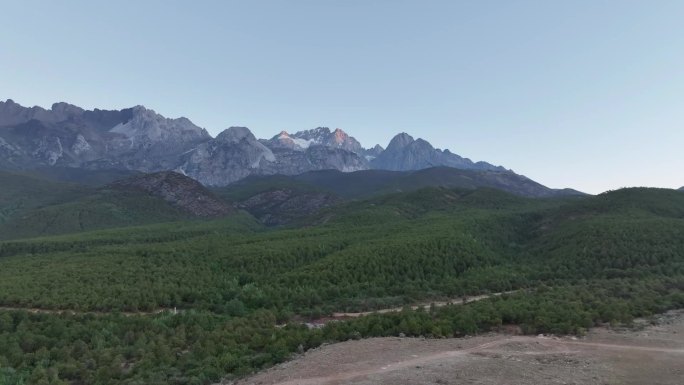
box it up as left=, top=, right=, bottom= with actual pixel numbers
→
left=0, top=189, right=192, bottom=240
left=109, top=171, right=234, bottom=217
left=0, top=170, right=89, bottom=225
left=0, top=171, right=236, bottom=240
left=218, top=166, right=584, bottom=200
left=18, top=167, right=141, bottom=186
left=238, top=189, right=341, bottom=226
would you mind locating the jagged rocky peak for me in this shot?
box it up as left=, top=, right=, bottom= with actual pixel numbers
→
left=386, top=132, right=416, bottom=150
left=0, top=100, right=87, bottom=126
left=290, top=127, right=364, bottom=154
left=268, top=130, right=313, bottom=151
left=178, top=126, right=277, bottom=186
left=50, top=102, right=84, bottom=117
left=331, top=128, right=349, bottom=144
left=265, top=126, right=364, bottom=154
left=0, top=99, right=59, bottom=126
left=215, top=126, right=257, bottom=143
left=110, top=105, right=210, bottom=144
left=293, top=126, right=332, bottom=140
left=363, top=144, right=385, bottom=161
left=0, top=99, right=31, bottom=114
left=414, top=138, right=433, bottom=146
left=372, top=132, right=505, bottom=173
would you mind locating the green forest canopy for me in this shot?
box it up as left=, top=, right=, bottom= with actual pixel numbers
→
left=0, top=186, right=683, bottom=384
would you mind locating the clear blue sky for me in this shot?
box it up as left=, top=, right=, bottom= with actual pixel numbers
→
left=1, top=0, right=683, bottom=193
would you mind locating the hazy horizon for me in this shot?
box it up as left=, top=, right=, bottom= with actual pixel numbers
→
left=2, top=0, right=683, bottom=194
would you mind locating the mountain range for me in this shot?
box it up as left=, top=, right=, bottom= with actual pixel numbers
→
left=0, top=99, right=519, bottom=187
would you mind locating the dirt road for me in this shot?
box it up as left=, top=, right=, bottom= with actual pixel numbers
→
left=234, top=310, right=684, bottom=385
left=300, top=291, right=518, bottom=328
left=330, top=291, right=518, bottom=319
left=0, top=306, right=178, bottom=316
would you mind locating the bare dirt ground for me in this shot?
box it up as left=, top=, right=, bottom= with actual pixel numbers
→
left=233, top=310, right=684, bottom=385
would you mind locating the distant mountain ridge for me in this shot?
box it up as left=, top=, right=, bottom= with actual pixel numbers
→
left=1, top=99, right=559, bottom=189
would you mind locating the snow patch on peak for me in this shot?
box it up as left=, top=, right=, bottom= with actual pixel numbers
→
left=273, top=130, right=315, bottom=150
left=292, top=137, right=314, bottom=149
left=292, top=127, right=331, bottom=142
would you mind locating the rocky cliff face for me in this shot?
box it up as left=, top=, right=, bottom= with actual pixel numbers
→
left=177, top=127, right=277, bottom=186
left=364, top=144, right=385, bottom=161
left=371, top=133, right=505, bottom=172
left=0, top=99, right=210, bottom=171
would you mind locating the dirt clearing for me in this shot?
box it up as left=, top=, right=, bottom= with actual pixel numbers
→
left=232, top=310, right=684, bottom=385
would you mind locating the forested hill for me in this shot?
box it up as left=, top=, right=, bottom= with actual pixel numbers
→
left=0, top=185, right=682, bottom=384
left=0, top=170, right=237, bottom=240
